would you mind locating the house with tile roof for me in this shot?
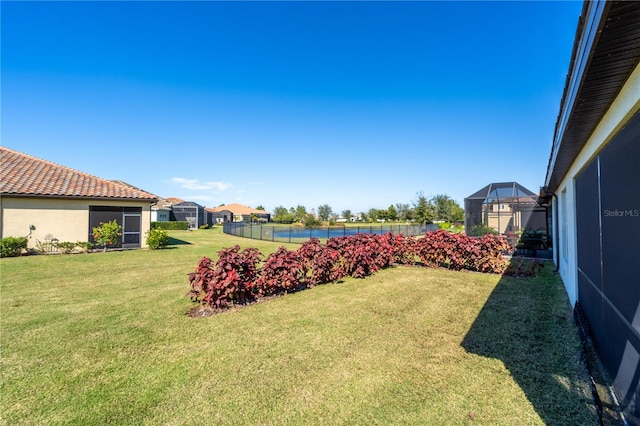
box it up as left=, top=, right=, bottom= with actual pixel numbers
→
left=150, top=198, right=173, bottom=222
left=0, top=146, right=158, bottom=250
left=171, top=200, right=211, bottom=229
left=207, top=203, right=271, bottom=223
left=464, top=182, right=546, bottom=235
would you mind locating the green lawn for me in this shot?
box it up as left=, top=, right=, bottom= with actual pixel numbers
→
left=1, top=228, right=597, bottom=425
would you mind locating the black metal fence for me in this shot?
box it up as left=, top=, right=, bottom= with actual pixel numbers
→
left=223, top=222, right=439, bottom=244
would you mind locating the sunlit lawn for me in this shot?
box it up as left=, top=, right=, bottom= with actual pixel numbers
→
left=0, top=228, right=597, bottom=425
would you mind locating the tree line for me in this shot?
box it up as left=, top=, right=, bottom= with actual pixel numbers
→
left=270, top=193, right=464, bottom=226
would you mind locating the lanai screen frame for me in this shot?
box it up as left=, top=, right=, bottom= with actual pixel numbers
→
left=464, top=182, right=547, bottom=239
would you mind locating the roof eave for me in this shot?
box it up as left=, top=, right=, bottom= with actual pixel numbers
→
left=545, top=1, right=608, bottom=192
left=545, top=1, right=640, bottom=193
left=1, top=193, right=158, bottom=202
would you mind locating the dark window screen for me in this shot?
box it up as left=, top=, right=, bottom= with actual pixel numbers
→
left=89, top=206, right=142, bottom=248
left=599, top=116, right=640, bottom=326
left=575, top=159, right=603, bottom=340
left=575, top=111, right=640, bottom=423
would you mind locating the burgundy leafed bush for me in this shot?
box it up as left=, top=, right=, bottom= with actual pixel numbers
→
left=255, top=246, right=303, bottom=296
left=414, top=230, right=511, bottom=274
left=326, top=233, right=393, bottom=279
left=297, top=238, right=344, bottom=286
left=187, top=245, right=263, bottom=308
left=385, top=233, right=417, bottom=265
left=188, top=230, right=521, bottom=311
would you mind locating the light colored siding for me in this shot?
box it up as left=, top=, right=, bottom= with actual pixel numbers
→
left=0, top=197, right=152, bottom=249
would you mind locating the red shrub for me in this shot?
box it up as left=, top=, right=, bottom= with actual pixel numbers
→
left=385, top=233, right=417, bottom=265
left=326, top=233, right=392, bottom=279
left=187, top=245, right=263, bottom=309
left=188, top=231, right=519, bottom=312
left=298, top=238, right=344, bottom=285
left=414, top=230, right=511, bottom=274
left=255, top=246, right=303, bottom=296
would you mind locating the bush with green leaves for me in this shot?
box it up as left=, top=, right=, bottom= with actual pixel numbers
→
left=0, top=236, right=28, bottom=257
left=146, top=229, right=169, bottom=250
left=56, top=242, right=78, bottom=254
left=468, top=224, right=498, bottom=237
left=75, top=241, right=94, bottom=253
left=92, top=220, right=122, bottom=252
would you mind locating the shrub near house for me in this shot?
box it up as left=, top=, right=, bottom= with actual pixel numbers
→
left=0, top=237, right=28, bottom=257
left=146, top=229, right=169, bottom=250
left=92, top=220, right=123, bottom=252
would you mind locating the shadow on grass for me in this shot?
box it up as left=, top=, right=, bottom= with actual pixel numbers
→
left=461, top=258, right=599, bottom=425
left=167, top=236, right=192, bottom=246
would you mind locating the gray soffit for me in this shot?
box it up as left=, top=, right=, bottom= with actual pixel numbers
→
left=545, top=1, right=640, bottom=193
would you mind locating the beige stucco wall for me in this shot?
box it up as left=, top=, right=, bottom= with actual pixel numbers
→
left=0, top=196, right=153, bottom=249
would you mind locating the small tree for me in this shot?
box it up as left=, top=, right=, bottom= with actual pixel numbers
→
left=413, top=192, right=435, bottom=225
left=386, top=204, right=398, bottom=222
left=317, top=204, right=333, bottom=222
left=273, top=206, right=294, bottom=224
left=368, top=208, right=380, bottom=222
left=395, top=203, right=411, bottom=222
left=304, top=214, right=322, bottom=228
left=431, top=194, right=464, bottom=222
left=294, top=205, right=308, bottom=223
left=92, top=220, right=122, bottom=252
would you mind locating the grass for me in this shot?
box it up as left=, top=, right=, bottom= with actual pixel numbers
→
left=1, top=228, right=597, bottom=425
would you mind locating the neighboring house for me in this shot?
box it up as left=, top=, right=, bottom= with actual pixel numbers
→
left=0, top=146, right=158, bottom=249
left=205, top=207, right=233, bottom=224
left=541, top=1, right=640, bottom=423
left=170, top=201, right=210, bottom=229
left=464, top=182, right=546, bottom=235
left=208, top=203, right=271, bottom=223
left=150, top=198, right=173, bottom=222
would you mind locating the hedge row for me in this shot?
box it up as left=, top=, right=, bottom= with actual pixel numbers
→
left=151, top=221, right=189, bottom=230
left=188, top=230, right=517, bottom=310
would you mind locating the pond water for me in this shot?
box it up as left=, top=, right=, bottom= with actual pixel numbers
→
left=223, top=223, right=439, bottom=243
left=271, top=227, right=391, bottom=239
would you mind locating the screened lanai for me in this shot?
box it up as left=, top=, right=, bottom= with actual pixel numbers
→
left=464, top=182, right=550, bottom=256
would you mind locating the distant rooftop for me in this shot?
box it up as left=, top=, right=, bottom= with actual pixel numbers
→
left=465, top=182, right=538, bottom=202
left=207, top=203, right=271, bottom=215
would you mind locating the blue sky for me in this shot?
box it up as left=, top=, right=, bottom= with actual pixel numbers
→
left=2, top=1, right=582, bottom=214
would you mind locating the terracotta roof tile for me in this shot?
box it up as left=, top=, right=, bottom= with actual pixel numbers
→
left=0, top=147, right=158, bottom=201
left=207, top=203, right=271, bottom=215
